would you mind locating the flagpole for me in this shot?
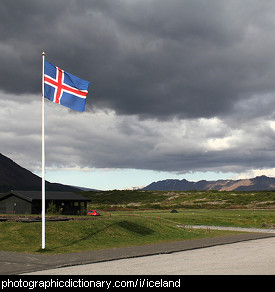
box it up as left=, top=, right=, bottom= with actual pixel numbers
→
left=41, top=52, right=46, bottom=249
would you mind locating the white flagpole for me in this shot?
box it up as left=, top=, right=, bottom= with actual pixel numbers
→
left=41, top=52, right=46, bottom=249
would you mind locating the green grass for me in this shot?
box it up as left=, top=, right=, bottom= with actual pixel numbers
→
left=124, top=209, right=275, bottom=228
left=1, top=209, right=274, bottom=254
left=1, top=189, right=274, bottom=254
left=82, top=190, right=275, bottom=210
left=0, top=213, right=240, bottom=254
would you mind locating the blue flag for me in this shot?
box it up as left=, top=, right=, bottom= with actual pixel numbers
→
left=44, top=60, right=90, bottom=112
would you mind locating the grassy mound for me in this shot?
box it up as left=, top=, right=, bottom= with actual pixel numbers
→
left=0, top=214, right=238, bottom=254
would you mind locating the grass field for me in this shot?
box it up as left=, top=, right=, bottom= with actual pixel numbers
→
left=0, top=209, right=274, bottom=254
left=82, top=189, right=275, bottom=210
left=113, top=209, right=275, bottom=227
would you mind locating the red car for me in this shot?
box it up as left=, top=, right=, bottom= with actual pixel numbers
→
left=87, top=210, right=100, bottom=216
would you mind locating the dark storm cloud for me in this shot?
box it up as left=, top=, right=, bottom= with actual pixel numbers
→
left=1, top=0, right=275, bottom=177
left=1, top=0, right=275, bottom=120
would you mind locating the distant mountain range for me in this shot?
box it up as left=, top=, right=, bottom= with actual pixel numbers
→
left=1, top=152, right=275, bottom=193
left=143, top=176, right=275, bottom=191
left=0, top=153, right=79, bottom=192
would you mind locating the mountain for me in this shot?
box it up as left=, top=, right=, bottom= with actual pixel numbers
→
left=123, top=186, right=146, bottom=191
left=143, top=176, right=275, bottom=191
left=0, top=153, right=79, bottom=192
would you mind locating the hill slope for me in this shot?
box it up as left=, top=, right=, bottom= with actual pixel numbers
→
left=0, top=153, right=78, bottom=192
left=143, top=176, right=275, bottom=191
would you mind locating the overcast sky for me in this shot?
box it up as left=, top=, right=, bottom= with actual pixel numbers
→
left=1, top=0, right=275, bottom=189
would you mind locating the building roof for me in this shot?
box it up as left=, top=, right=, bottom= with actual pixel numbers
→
left=0, top=190, right=91, bottom=202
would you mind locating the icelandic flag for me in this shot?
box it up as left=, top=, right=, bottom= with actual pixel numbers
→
left=44, top=60, right=90, bottom=112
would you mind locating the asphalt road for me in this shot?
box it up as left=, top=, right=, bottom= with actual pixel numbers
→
left=26, top=237, right=275, bottom=275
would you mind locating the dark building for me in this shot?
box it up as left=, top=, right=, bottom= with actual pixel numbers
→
left=0, top=190, right=91, bottom=215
